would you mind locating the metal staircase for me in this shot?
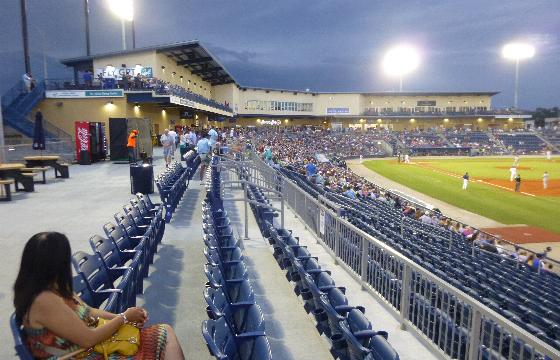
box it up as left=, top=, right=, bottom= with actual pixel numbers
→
left=1, top=81, right=75, bottom=161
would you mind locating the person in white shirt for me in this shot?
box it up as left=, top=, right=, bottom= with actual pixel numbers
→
left=168, top=129, right=178, bottom=159
left=230, top=128, right=235, bottom=138
left=543, top=171, right=549, bottom=189
left=22, top=73, right=33, bottom=92
left=509, top=166, right=517, bottom=182
left=546, top=150, right=552, bottom=161
left=404, top=154, right=410, bottom=164
left=160, top=129, right=174, bottom=167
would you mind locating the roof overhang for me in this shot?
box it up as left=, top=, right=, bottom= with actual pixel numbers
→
left=60, top=41, right=237, bottom=86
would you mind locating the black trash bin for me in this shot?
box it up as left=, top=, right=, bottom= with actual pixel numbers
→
left=79, top=150, right=91, bottom=165
left=130, top=164, right=154, bottom=194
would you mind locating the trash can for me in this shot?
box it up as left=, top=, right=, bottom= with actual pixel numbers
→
left=79, top=150, right=91, bottom=165
left=130, top=164, right=154, bottom=194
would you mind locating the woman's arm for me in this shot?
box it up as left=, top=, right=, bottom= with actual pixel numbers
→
left=30, top=292, right=125, bottom=348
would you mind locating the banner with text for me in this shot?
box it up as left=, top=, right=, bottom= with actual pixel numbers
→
left=46, top=90, right=124, bottom=98
left=326, top=107, right=350, bottom=115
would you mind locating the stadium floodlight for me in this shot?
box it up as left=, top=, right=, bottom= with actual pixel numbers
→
left=107, top=0, right=133, bottom=50
left=502, top=42, right=535, bottom=109
left=382, top=45, right=420, bottom=92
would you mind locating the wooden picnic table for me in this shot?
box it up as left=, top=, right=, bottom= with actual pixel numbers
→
left=23, top=155, right=69, bottom=178
left=0, top=163, right=34, bottom=192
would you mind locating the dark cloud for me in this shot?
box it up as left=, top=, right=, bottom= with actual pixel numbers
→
left=0, top=0, right=558, bottom=108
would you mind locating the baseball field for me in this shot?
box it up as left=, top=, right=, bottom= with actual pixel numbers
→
left=363, top=157, right=560, bottom=234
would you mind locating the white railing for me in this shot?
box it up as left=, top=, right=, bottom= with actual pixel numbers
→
left=249, top=152, right=560, bottom=360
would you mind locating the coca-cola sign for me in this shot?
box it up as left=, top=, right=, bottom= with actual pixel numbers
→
left=75, top=122, right=90, bottom=161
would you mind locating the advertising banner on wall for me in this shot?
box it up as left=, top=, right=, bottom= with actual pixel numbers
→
left=95, top=66, right=153, bottom=80
left=326, top=107, right=350, bottom=115
left=417, top=100, right=437, bottom=106
left=75, top=121, right=90, bottom=161
left=46, top=90, right=124, bottom=98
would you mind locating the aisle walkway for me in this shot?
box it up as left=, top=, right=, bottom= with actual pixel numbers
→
left=137, top=181, right=212, bottom=359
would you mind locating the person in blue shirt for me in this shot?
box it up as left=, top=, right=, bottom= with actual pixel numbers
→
left=263, top=146, right=273, bottom=165
left=196, top=132, right=212, bottom=184
left=305, top=161, right=317, bottom=179
left=208, top=128, right=219, bottom=149
left=343, top=186, right=357, bottom=200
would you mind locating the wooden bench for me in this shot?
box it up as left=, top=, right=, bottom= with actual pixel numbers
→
left=14, top=172, right=37, bottom=192
left=0, top=179, right=15, bottom=201
left=54, top=163, right=70, bottom=178
left=20, top=166, right=49, bottom=184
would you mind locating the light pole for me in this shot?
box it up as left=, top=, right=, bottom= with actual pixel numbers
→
left=382, top=45, right=420, bottom=92
left=32, top=24, right=48, bottom=81
left=502, top=42, right=535, bottom=109
left=108, top=0, right=134, bottom=50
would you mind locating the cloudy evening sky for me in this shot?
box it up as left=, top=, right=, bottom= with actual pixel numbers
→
left=0, top=0, right=559, bottom=108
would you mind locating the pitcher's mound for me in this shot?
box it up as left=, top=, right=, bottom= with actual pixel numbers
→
left=481, top=226, right=560, bottom=244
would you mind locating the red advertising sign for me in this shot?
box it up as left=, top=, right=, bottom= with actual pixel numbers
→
left=75, top=121, right=90, bottom=161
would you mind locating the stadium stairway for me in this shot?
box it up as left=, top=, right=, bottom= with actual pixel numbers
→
left=135, top=181, right=214, bottom=359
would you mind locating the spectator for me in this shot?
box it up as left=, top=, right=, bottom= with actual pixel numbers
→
left=13, top=232, right=185, bottom=359
left=160, top=129, right=174, bottom=167
left=83, top=70, right=93, bottom=88
left=179, top=129, right=188, bottom=161
left=196, top=132, right=212, bottom=184
left=127, top=129, right=139, bottom=163
left=208, top=127, right=219, bottom=150
left=22, top=72, right=33, bottom=92
left=168, top=128, right=178, bottom=160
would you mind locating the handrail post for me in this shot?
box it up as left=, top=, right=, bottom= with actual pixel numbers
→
left=399, top=264, right=412, bottom=330
left=360, top=235, right=369, bottom=290
left=467, top=309, right=482, bottom=360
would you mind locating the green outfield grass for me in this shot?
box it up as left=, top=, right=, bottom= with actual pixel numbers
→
left=413, top=157, right=559, bottom=181
left=363, top=158, right=560, bottom=234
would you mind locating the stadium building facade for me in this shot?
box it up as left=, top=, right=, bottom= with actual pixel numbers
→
left=27, top=41, right=529, bottom=143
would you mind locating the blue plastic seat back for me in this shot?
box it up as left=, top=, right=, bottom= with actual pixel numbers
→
left=229, top=279, right=255, bottom=304
left=10, top=313, right=34, bottom=360
left=367, top=334, right=399, bottom=360
left=72, top=251, right=123, bottom=310
left=202, top=316, right=237, bottom=359
left=89, top=234, right=126, bottom=272
left=73, top=273, right=95, bottom=306
left=347, top=308, right=372, bottom=334
left=315, top=271, right=336, bottom=289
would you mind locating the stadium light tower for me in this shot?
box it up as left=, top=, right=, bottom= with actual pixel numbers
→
left=108, top=0, right=134, bottom=50
left=382, top=45, right=420, bottom=92
left=502, top=42, right=535, bottom=109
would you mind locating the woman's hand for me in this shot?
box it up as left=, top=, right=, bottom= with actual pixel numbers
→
left=124, top=307, right=148, bottom=324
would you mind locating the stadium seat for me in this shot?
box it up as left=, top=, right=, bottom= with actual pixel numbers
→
left=202, top=317, right=272, bottom=360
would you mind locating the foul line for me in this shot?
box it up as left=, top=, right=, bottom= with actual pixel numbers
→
left=409, top=161, right=536, bottom=197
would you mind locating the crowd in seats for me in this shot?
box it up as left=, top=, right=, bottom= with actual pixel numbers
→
left=10, top=192, right=175, bottom=359
left=541, top=129, right=560, bottom=149
left=494, top=133, right=548, bottom=154
left=398, top=130, right=447, bottom=148
left=444, top=129, right=504, bottom=154
left=156, top=152, right=199, bottom=222
left=245, top=183, right=400, bottom=360
left=201, top=156, right=272, bottom=359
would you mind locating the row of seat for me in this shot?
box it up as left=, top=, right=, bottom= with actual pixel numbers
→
left=201, top=156, right=272, bottom=360
left=156, top=152, right=199, bottom=223
left=10, top=193, right=165, bottom=359
left=246, top=184, right=400, bottom=360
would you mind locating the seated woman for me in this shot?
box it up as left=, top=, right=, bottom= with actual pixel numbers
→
left=13, top=232, right=185, bottom=360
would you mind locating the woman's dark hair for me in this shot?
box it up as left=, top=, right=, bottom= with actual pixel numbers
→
left=13, top=232, right=73, bottom=322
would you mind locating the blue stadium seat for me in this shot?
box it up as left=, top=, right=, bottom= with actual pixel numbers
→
left=204, top=286, right=265, bottom=334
